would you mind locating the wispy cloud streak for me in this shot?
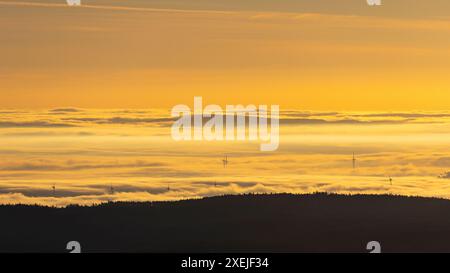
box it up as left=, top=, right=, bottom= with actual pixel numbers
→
left=0, top=1, right=235, bottom=14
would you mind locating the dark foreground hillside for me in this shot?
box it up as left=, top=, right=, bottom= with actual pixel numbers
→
left=1, top=193, right=450, bottom=253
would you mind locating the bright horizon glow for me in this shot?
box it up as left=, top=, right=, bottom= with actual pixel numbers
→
left=0, top=108, right=448, bottom=206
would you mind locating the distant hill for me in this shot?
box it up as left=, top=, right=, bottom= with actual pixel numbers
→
left=1, top=193, right=450, bottom=253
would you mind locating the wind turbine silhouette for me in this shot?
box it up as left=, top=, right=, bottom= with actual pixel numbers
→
left=52, top=184, right=56, bottom=196
left=389, top=177, right=393, bottom=185
left=223, top=155, right=229, bottom=168
left=109, top=183, right=115, bottom=195
left=352, top=152, right=358, bottom=169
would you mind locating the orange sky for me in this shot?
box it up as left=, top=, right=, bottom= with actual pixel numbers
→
left=0, top=1, right=450, bottom=205
left=1, top=0, right=450, bottom=110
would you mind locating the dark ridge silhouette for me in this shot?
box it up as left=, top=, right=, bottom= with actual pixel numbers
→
left=2, top=193, right=450, bottom=253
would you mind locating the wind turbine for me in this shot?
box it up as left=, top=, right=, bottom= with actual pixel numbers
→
left=109, top=183, right=115, bottom=195
left=389, top=177, right=393, bottom=185
left=52, top=184, right=56, bottom=196
left=352, top=153, right=357, bottom=169
left=223, top=155, right=229, bottom=168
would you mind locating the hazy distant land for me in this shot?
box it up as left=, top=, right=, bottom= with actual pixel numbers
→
left=2, top=193, right=450, bottom=253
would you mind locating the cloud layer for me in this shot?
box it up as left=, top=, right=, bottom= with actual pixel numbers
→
left=0, top=109, right=448, bottom=206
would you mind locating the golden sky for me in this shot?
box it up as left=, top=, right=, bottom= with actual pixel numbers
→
left=0, top=1, right=449, bottom=206
left=1, top=0, right=450, bottom=110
